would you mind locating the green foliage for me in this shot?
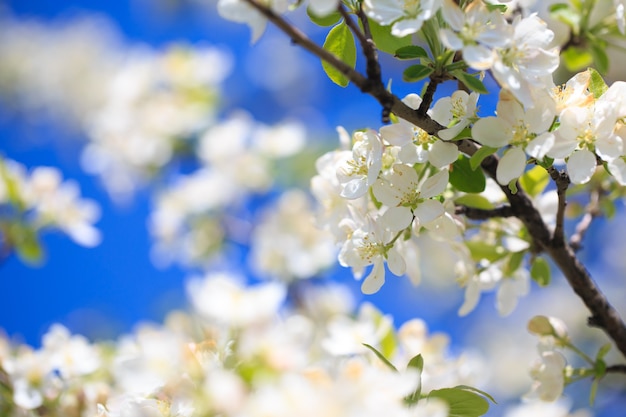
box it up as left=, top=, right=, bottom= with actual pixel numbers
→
left=449, top=155, right=486, bottom=193
left=10, top=223, right=44, bottom=265
left=428, top=386, right=491, bottom=417
left=307, top=7, right=342, bottom=26
left=450, top=70, right=489, bottom=94
left=394, top=45, right=429, bottom=60
left=322, top=22, right=357, bottom=87
left=530, top=257, right=551, bottom=287
left=469, top=146, right=497, bottom=171
left=403, top=64, right=434, bottom=82
left=367, top=19, right=412, bottom=55
left=465, top=241, right=506, bottom=263
left=519, top=165, right=549, bottom=197
left=588, top=67, right=608, bottom=98
left=362, top=343, right=398, bottom=371
left=405, top=354, right=424, bottom=405
left=454, top=194, right=495, bottom=210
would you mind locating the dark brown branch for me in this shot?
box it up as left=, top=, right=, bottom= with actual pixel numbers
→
left=570, top=188, right=601, bottom=251
left=455, top=205, right=516, bottom=220
left=548, top=166, right=571, bottom=247
left=240, top=0, right=626, bottom=360
left=607, top=364, right=626, bottom=374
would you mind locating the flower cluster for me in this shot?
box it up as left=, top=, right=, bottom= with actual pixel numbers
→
left=0, top=156, right=101, bottom=263
left=0, top=274, right=484, bottom=417
left=312, top=124, right=460, bottom=294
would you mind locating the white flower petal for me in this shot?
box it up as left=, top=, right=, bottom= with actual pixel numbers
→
left=381, top=206, right=413, bottom=232
left=414, top=199, right=444, bottom=225
left=361, top=259, right=386, bottom=294
left=526, top=132, right=555, bottom=160
left=428, top=140, right=459, bottom=168
left=386, top=247, right=406, bottom=276
left=567, top=149, right=596, bottom=184
left=497, top=147, right=526, bottom=185
left=420, top=169, right=449, bottom=198
left=472, top=117, right=511, bottom=147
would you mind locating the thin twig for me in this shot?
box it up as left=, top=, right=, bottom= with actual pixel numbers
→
left=455, top=205, right=516, bottom=220
left=548, top=166, right=571, bottom=248
left=570, top=188, right=601, bottom=251
left=607, top=364, right=626, bottom=374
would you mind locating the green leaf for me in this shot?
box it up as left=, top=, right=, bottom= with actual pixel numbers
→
left=589, top=377, right=599, bottom=406
left=362, top=343, right=398, bottom=372
left=453, top=386, right=497, bottom=404
left=505, top=251, right=525, bottom=275
left=454, top=194, right=495, bottom=210
left=307, top=7, right=341, bottom=26
left=465, top=241, right=506, bottom=263
left=530, top=257, right=551, bottom=287
left=590, top=43, right=609, bottom=74
left=562, top=47, right=593, bottom=72
left=403, top=64, right=434, bottom=82
left=405, top=354, right=424, bottom=405
left=368, top=18, right=412, bottom=55
left=449, top=155, right=486, bottom=193
left=322, top=22, right=357, bottom=87
left=428, top=387, right=490, bottom=417
left=11, top=223, right=44, bottom=265
left=588, top=67, right=608, bottom=98
left=394, top=45, right=429, bottom=60
left=451, top=70, right=489, bottom=94
left=549, top=3, right=581, bottom=29
left=519, top=165, right=550, bottom=197
left=508, top=179, right=518, bottom=194
left=469, top=146, right=498, bottom=170
left=596, top=343, right=612, bottom=360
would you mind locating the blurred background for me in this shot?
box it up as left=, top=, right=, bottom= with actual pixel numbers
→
left=1, top=0, right=626, bottom=414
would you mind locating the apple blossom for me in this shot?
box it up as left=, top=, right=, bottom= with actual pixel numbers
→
left=364, top=0, right=442, bottom=37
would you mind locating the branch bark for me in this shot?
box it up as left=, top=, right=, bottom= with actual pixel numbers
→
left=240, top=0, right=626, bottom=360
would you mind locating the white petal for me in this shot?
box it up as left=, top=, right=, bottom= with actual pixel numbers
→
left=361, top=259, right=386, bottom=294
left=308, top=0, right=339, bottom=17
left=340, top=177, right=368, bottom=199
left=458, top=280, right=481, bottom=316
left=567, top=149, right=596, bottom=184
left=381, top=206, right=413, bottom=232
left=472, top=117, right=511, bottom=147
left=420, top=169, right=449, bottom=198
left=391, top=17, right=425, bottom=37
left=526, top=132, right=555, bottom=159
left=497, top=147, right=526, bottom=185
left=380, top=122, right=414, bottom=146
left=463, top=44, right=494, bottom=71
left=596, top=134, right=623, bottom=161
left=414, top=199, right=444, bottom=224
left=386, top=247, right=406, bottom=276
left=608, top=158, right=626, bottom=185
left=428, top=140, right=459, bottom=168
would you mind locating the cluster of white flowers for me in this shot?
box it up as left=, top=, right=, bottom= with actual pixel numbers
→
left=0, top=156, right=101, bottom=253
left=312, top=125, right=460, bottom=294
left=0, top=274, right=487, bottom=417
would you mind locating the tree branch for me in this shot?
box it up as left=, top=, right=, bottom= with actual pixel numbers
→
left=570, top=187, right=601, bottom=251
left=239, top=0, right=626, bottom=360
left=548, top=166, right=571, bottom=248
left=455, top=205, right=516, bottom=220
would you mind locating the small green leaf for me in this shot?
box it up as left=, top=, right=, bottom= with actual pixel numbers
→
left=12, top=224, right=44, bottom=265
left=508, top=179, right=518, bottom=194
left=454, top=194, right=495, bottom=210
left=530, top=257, right=551, bottom=287
left=465, top=241, right=506, bottom=263
left=322, top=22, right=357, bottom=87
left=307, top=7, right=342, bottom=26
left=428, top=387, right=490, bottom=417
left=588, top=67, right=609, bottom=98
left=449, top=155, right=486, bottom=193
left=453, top=386, right=497, bottom=404
left=596, top=343, right=612, bottom=360
left=367, top=19, right=412, bottom=55
left=505, top=251, right=525, bottom=275
left=485, top=3, right=507, bottom=13
left=590, top=43, right=609, bottom=75
left=403, top=64, right=434, bottom=82
left=562, top=47, right=593, bottom=72
left=519, top=165, right=550, bottom=197
left=549, top=3, right=581, bottom=29
left=451, top=70, right=489, bottom=94
left=395, top=45, right=429, bottom=60
left=469, top=146, right=498, bottom=170
left=405, top=354, right=424, bottom=405
left=589, top=377, right=599, bottom=406
left=362, top=343, right=398, bottom=372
